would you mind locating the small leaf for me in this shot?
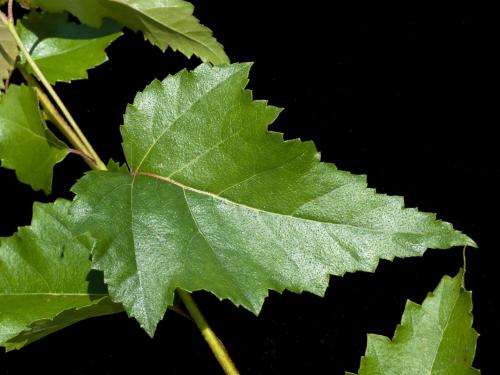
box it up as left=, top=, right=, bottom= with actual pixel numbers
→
left=0, top=200, right=123, bottom=350
left=32, top=0, right=229, bottom=65
left=0, top=22, right=18, bottom=92
left=17, top=12, right=122, bottom=84
left=351, top=270, right=479, bottom=374
left=0, top=84, right=68, bottom=193
left=71, top=63, right=474, bottom=336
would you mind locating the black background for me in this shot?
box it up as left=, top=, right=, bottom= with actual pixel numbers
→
left=0, top=2, right=495, bottom=374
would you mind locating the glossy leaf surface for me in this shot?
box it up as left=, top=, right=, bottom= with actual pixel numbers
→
left=71, top=63, right=474, bottom=336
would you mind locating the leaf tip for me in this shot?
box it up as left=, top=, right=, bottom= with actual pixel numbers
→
left=465, top=236, right=478, bottom=248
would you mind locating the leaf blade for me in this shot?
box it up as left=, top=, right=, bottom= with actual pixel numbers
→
left=17, top=12, right=122, bottom=84
left=32, top=0, right=229, bottom=64
left=352, top=270, right=479, bottom=375
left=71, top=63, right=474, bottom=335
left=0, top=84, right=67, bottom=193
left=0, top=200, right=122, bottom=350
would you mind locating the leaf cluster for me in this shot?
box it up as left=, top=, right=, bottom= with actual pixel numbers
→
left=0, top=1, right=481, bottom=373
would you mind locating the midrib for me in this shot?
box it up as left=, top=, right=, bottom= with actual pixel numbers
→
left=132, top=171, right=397, bottom=234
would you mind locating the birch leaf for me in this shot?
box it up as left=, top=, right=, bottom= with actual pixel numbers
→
left=0, top=84, right=67, bottom=193
left=0, top=200, right=122, bottom=351
left=352, top=270, right=479, bottom=375
left=71, top=63, right=474, bottom=336
left=32, top=0, right=228, bottom=64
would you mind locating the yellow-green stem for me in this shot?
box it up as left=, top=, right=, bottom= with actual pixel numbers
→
left=178, top=290, right=240, bottom=375
left=4, top=19, right=106, bottom=171
left=7, top=0, right=13, bottom=22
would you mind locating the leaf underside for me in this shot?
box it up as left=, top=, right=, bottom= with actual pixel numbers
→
left=17, top=12, right=122, bottom=84
left=352, top=270, right=479, bottom=375
left=32, top=0, right=229, bottom=65
left=70, top=63, right=474, bottom=336
left=0, top=200, right=122, bottom=351
left=0, top=84, right=67, bottom=193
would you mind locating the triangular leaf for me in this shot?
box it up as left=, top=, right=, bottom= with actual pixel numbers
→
left=17, top=12, right=122, bottom=84
left=0, top=22, right=18, bottom=92
left=0, top=200, right=123, bottom=350
left=351, top=270, right=479, bottom=374
left=71, top=63, right=474, bottom=336
left=0, top=84, right=68, bottom=193
left=32, top=0, right=229, bottom=65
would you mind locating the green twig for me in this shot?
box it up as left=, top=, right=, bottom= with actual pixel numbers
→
left=178, top=289, right=240, bottom=375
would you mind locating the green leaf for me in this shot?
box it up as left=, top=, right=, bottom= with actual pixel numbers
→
left=32, top=0, right=229, bottom=65
left=70, top=63, right=474, bottom=336
left=17, top=12, right=122, bottom=84
left=352, top=270, right=479, bottom=374
left=0, top=22, right=18, bottom=92
left=0, top=199, right=123, bottom=351
left=0, top=84, right=68, bottom=193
